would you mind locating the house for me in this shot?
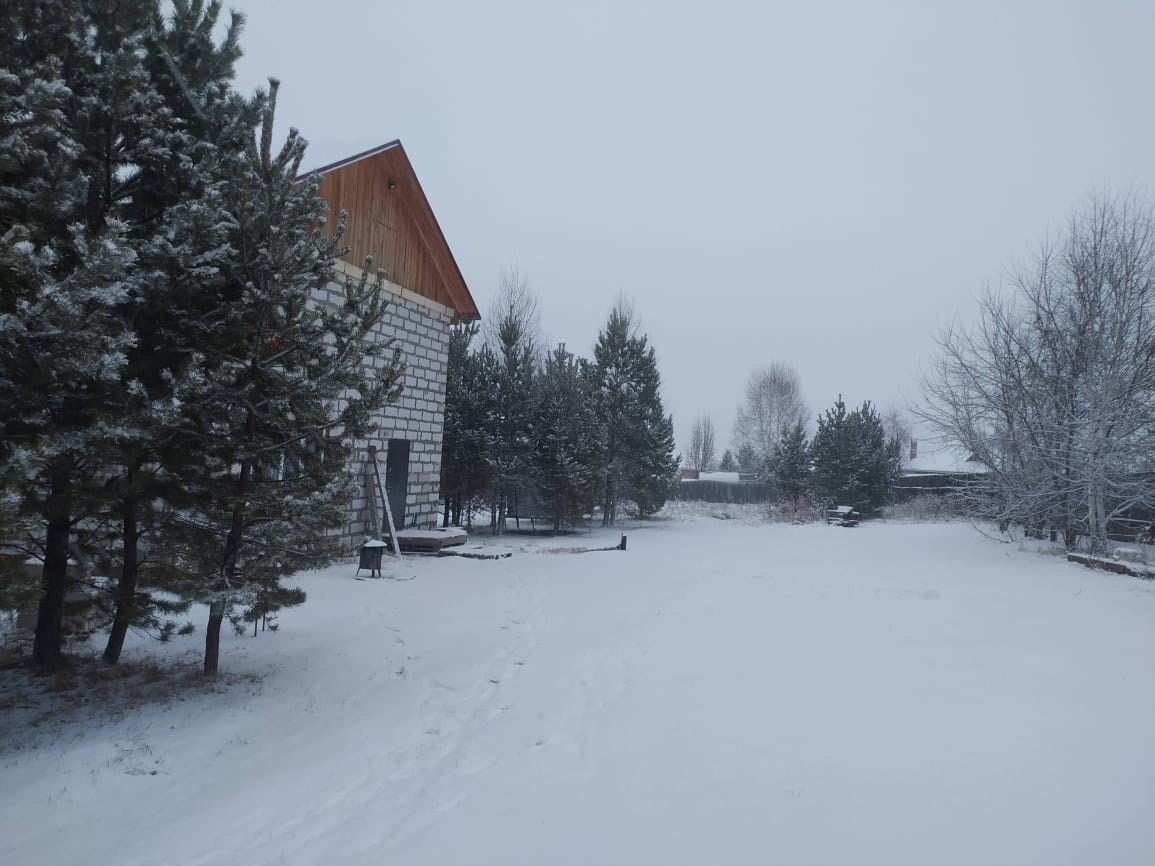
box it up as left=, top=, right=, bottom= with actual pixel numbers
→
left=893, top=433, right=985, bottom=498
left=309, top=142, right=479, bottom=546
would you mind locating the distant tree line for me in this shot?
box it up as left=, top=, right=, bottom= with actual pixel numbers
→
left=0, top=1, right=401, bottom=673
left=440, top=278, right=678, bottom=532
left=682, top=361, right=903, bottom=515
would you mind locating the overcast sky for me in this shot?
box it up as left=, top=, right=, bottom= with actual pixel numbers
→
left=230, top=0, right=1155, bottom=455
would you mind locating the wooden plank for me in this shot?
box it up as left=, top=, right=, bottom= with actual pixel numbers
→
left=312, top=144, right=478, bottom=321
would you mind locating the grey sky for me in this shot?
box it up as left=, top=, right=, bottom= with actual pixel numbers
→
left=231, top=0, right=1155, bottom=455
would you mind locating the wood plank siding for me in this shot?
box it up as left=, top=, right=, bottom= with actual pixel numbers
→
left=310, top=142, right=478, bottom=322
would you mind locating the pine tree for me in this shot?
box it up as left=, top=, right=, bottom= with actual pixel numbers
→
left=533, top=345, right=600, bottom=530
left=440, top=323, right=494, bottom=527
left=625, top=354, right=678, bottom=517
left=594, top=305, right=637, bottom=526
left=164, top=82, right=403, bottom=675
left=0, top=0, right=178, bottom=666
left=97, top=0, right=253, bottom=665
left=810, top=397, right=898, bottom=514
left=486, top=305, right=536, bottom=533
left=593, top=303, right=677, bottom=523
left=718, top=449, right=737, bottom=472
left=771, top=421, right=810, bottom=511
left=735, top=443, right=759, bottom=475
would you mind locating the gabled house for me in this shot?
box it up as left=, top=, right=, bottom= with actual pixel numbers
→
left=894, top=432, right=985, bottom=498
left=309, top=142, right=479, bottom=545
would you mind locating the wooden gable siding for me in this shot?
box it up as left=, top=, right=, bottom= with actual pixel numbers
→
left=313, top=144, right=478, bottom=321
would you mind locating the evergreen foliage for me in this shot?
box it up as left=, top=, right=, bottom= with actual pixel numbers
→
left=440, top=323, right=493, bottom=527
left=810, top=396, right=900, bottom=514
left=487, top=302, right=536, bottom=532
left=771, top=421, right=810, bottom=510
left=162, top=82, right=403, bottom=674
left=0, top=0, right=177, bottom=666
left=532, top=345, right=600, bottom=530
left=593, top=304, right=677, bottom=523
left=735, top=443, right=759, bottom=476
left=718, top=449, right=737, bottom=472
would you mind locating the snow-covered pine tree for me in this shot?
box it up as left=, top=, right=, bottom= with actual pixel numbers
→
left=163, top=81, right=403, bottom=675
left=624, top=352, right=677, bottom=517
left=97, top=0, right=254, bottom=665
left=0, top=0, right=179, bottom=666
left=593, top=304, right=638, bottom=526
left=810, top=397, right=897, bottom=514
left=486, top=299, right=536, bottom=533
left=533, top=344, right=601, bottom=531
left=718, top=449, right=737, bottom=473
left=809, top=396, right=852, bottom=507
left=440, top=322, right=494, bottom=527
left=771, top=420, right=810, bottom=512
left=593, top=302, right=677, bottom=523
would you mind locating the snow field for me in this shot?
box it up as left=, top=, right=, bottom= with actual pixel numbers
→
left=2, top=513, right=1154, bottom=865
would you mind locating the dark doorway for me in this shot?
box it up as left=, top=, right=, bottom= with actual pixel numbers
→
left=385, top=438, right=410, bottom=529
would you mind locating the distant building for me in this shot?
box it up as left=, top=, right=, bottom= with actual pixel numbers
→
left=894, top=430, right=984, bottom=497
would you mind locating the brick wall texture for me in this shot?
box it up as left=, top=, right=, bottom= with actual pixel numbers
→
left=315, top=279, right=451, bottom=548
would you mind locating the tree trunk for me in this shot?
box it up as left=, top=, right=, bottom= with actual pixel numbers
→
left=103, top=486, right=139, bottom=665
left=204, top=420, right=254, bottom=674
left=32, top=468, right=73, bottom=668
left=204, top=600, right=225, bottom=675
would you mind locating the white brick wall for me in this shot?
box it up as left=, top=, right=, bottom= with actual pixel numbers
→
left=314, top=279, right=452, bottom=548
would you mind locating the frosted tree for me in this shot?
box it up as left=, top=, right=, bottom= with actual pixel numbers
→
left=532, top=344, right=600, bottom=530
left=440, top=323, right=495, bottom=528
left=810, top=397, right=898, bottom=514
left=686, top=415, right=716, bottom=471
left=484, top=276, right=539, bottom=533
left=733, top=363, right=808, bottom=470
left=771, top=421, right=810, bottom=512
left=920, top=193, right=1155, bottom=550
left=594, top=302, right=677, bottom=523
left=163, top=82, right=403, bottom=675
left=96, top=0, right=253, bottom=665
left=687, top=418, right=705, bottom=471
left=0, top=0, right=180, bottom=666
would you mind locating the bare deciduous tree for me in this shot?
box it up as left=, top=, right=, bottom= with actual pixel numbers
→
left=919, top=192, right=1155, bottom=551
left=686, top=414, right=717, bottom=471
left=701, top=416, right=716, bottom=471
left=688, top=418, right=704, bottom=471
left=732, top=363, right=808, bottom=469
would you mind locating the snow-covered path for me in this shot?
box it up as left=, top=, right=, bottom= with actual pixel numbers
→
left=3, top=515, right=1155, bottom=865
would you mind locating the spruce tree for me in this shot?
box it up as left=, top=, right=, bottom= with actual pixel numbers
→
left=164, top=82, right=403, bottom=675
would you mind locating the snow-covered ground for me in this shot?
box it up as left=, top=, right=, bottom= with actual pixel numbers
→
left=3, top=508, right=1155, bottom=865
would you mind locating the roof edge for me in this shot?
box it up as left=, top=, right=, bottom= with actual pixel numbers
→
left=303, top=140, right=402, bottom=178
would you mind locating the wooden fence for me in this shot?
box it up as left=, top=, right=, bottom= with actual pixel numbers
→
left=673, top=480, right=773, bottom=504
